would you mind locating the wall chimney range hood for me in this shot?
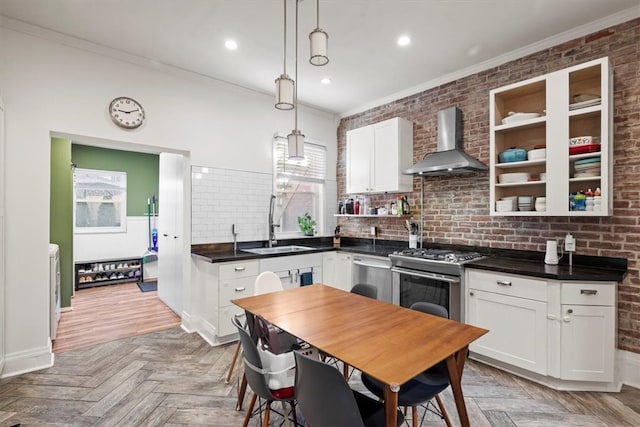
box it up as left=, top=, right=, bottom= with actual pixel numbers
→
left=403, top=107, right=488, bottom=176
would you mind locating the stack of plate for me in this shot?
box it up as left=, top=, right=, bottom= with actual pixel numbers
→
left=574, top=157, right=601, bottom=178
left=518, top=195, right=534, bottom=211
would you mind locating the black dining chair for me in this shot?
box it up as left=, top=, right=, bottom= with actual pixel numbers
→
left=294, top=351, right=404, bottom=427
left=232, top=315, right=298, bottom=427
left=360, top=302, right=452, bottom=427
left=351, top=283, right=378, bottom=299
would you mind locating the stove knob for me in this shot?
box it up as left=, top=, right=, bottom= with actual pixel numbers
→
left=445, top=253, right=457, bottom=263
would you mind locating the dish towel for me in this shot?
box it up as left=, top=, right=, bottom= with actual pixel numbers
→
left=300, top=272, right=313, bottom=286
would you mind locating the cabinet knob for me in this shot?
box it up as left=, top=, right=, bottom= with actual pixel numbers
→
left=469, top=291, right=474, bottom=296
left=163, top=233, right=169, bottom=237
left=567, top=308, right=573, bottom=314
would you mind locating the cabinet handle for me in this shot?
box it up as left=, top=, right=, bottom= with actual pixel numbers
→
left=580, top=289, right=598, bottom=295
left=234, top=287, right=246, bottom=292
left=496, top=280, right=512, bottom=286
left=234, top=267, right=246, bottom=272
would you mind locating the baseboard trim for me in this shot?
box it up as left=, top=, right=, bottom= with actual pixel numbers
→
left=618, top=349, right=640, bottom=389
left=1, top=342, right=54, bottom=379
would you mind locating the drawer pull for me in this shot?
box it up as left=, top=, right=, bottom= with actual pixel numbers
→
left=496, top=280, right=512, bottom=287
left=234, top=267, right=246, bottom=272
left=234, top=287, right=246, bottom=292
left=580, top=289, right=598, bottom=295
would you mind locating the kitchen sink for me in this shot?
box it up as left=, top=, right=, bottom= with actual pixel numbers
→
left=242, top=245, right=315, bottom=255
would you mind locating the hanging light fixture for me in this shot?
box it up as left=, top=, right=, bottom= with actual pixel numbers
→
left=275, top=0, right=294, bottom=110
left=309, top=0, right=329, bottom=66
left=288, top=0, right=305, bottom=160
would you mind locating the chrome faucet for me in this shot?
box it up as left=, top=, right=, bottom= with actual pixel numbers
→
left=268, top=194, right=280, bottom=247
left=232, top=224, right=238, bottom=255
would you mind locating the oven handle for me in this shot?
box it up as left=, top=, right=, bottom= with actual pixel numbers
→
left=353, top=258, right=391, bottom=270
left=391, top=266, right=461, bottom=284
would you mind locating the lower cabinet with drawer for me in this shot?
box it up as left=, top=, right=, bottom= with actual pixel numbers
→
left=191, top=258, right=258, bottom=345
left=466, top=268, right=619, bottom=391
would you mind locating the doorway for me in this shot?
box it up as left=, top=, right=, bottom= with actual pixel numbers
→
left=50, top=134, right=188, bottom=352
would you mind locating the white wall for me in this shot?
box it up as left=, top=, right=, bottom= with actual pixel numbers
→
left=0, top=21, right=338, bottom=377
left=74, top=217, right=151, bottom=262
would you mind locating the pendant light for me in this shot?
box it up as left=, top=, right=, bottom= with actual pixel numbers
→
left=287, top=0, right=305, bottom=160
left=309, top=0, right=329, bottom=66
left=275, top=0, right=294, bottom=110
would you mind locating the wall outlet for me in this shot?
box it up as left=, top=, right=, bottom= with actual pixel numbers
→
left=565, top=233, right=576, bottom=252
left=370, top=226, right=376, bottom=236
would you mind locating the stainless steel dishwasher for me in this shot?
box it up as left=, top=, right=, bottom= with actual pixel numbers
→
left=352, top=255, right=392, bottom=303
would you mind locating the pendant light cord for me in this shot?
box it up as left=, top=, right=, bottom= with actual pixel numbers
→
left=283, top=0, right=287, bottom=75
left=294, top=0, right=299, bottom=130
left=316, top=0, right=320, bottom=28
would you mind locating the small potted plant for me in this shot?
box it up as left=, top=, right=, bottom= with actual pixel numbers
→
left=297, top=212, right=316, bottom=236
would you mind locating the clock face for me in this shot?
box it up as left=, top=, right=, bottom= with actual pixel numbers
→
left=109, top=97, right=145, bottom=129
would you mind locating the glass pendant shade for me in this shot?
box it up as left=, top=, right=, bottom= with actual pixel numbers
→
left=275, top=74, right=294, bottom=110
left=287, top=129, right=305, bottom=160
left=309, top=28, right=329, bottom=66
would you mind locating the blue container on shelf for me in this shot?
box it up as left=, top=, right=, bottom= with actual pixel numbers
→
left=499, top=148, right=527, bottom=163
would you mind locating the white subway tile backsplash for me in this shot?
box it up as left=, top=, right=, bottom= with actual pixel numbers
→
left=191, top=166, right=273, bottom=244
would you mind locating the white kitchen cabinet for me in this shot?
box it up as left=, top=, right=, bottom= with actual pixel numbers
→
left=322, top=251, right=353, bottom=291
left=467, top=270, right=548, bottom=375
left=559, top=282, right=616, bottom=382
left=193, top=258, right=257, bottom=344
left=260, top=253, right=322, bottom=289
left=466, top=268, right=619, bottom=391
left=490, top=57, right=612, bottom=216
left=346, top=117, right=413, bottom=194
left=0, top=96, right=5, bottom=372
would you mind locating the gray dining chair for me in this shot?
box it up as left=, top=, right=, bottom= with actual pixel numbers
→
left=360, top=302, right=452, bottom=427
left=294, top=351, right=404, bottom=427
left=351, top=283, right=378, bottom=299
left=232, top=315, right=298, bottom=427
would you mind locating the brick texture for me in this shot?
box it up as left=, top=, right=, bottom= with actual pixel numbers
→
left=336, top=19, right=640, bottom=354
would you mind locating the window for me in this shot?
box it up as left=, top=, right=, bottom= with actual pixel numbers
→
left=273, top=136, right=326, bottom=236
left=74, top=168, right=127, bottom=233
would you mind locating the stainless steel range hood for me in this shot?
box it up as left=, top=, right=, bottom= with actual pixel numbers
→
left=403, top=107, right=488, bottom=176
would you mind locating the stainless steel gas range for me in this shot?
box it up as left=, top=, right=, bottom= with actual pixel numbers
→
left=390, top=248, right=484, bottom=322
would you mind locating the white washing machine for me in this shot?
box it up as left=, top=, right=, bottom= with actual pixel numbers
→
left=49, top=244, right=61, bottom=340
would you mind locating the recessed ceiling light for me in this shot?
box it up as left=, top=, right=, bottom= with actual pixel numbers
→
left=225, top=39, right=238, bottom=50
left=321, top=77, right=331, bottom=85
left=397, top=35, right=411, bottom=47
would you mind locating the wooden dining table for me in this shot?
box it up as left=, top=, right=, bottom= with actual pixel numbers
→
left=232, top=284, right=488, bottom=427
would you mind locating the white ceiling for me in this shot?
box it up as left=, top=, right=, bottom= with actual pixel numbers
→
left=1, top=0, right=639, bottom=116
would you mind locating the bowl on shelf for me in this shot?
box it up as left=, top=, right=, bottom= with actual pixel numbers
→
left=496, top=200, right=514, bottom=212
left=569, top=135, right=599, bottom=147
left=540, top=172, right=547, bottom=181
left=527, top=148, right=546, bottom=160
left=501, top=112, right=543, bottom=125
left=499, top=172, right=531, bottom=184
left=499, top=148, right=527, bottom=163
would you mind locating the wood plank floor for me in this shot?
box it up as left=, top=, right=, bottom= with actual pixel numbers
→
left=0, top=286, right=637, bottom=426
left=1, top=328, right=639, bottom=426
left=52, top=281, right=181, bottom=353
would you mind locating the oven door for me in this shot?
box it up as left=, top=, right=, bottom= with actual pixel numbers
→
left=391, top=266, right=461, bottom=321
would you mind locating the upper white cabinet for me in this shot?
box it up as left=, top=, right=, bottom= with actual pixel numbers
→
left=490, top=57, right=612, bottom=216
left=346, top=117, right=413, bottom=194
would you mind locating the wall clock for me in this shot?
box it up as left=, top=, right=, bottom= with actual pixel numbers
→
left=109, top=96, right=145, bottom=129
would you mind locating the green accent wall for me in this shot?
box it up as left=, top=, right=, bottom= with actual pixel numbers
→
left=50, top=138, right=74, bottom=308
left=71, top=145, right=159, bottom=216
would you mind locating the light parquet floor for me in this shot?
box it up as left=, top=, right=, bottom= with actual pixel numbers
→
left=52, top=282, right=182, bottom=354
left=0, top=285, right=638, bottom=426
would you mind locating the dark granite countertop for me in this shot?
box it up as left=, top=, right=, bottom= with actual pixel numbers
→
left=191, top=238, right=628, bottom=282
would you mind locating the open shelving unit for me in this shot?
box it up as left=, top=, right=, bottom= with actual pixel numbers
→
left=75, top=257, right=143, bottom=290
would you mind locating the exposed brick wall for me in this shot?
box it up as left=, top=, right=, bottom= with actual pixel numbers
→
left=336, top=19, right=640, bottom=354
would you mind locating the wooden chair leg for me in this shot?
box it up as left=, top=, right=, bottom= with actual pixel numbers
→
left=242, top=393, right=257, bottom=427
left=342, top=362, right=349, bottom=379
left=236, top=374, right=248, bottom=411
left=435, top=394, right=452, bottom=427
left=262, top=402, right=271, bottom=427
left=225, top=342, right=241, bottom=383
left=412, top=405, right=418, bottom=427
